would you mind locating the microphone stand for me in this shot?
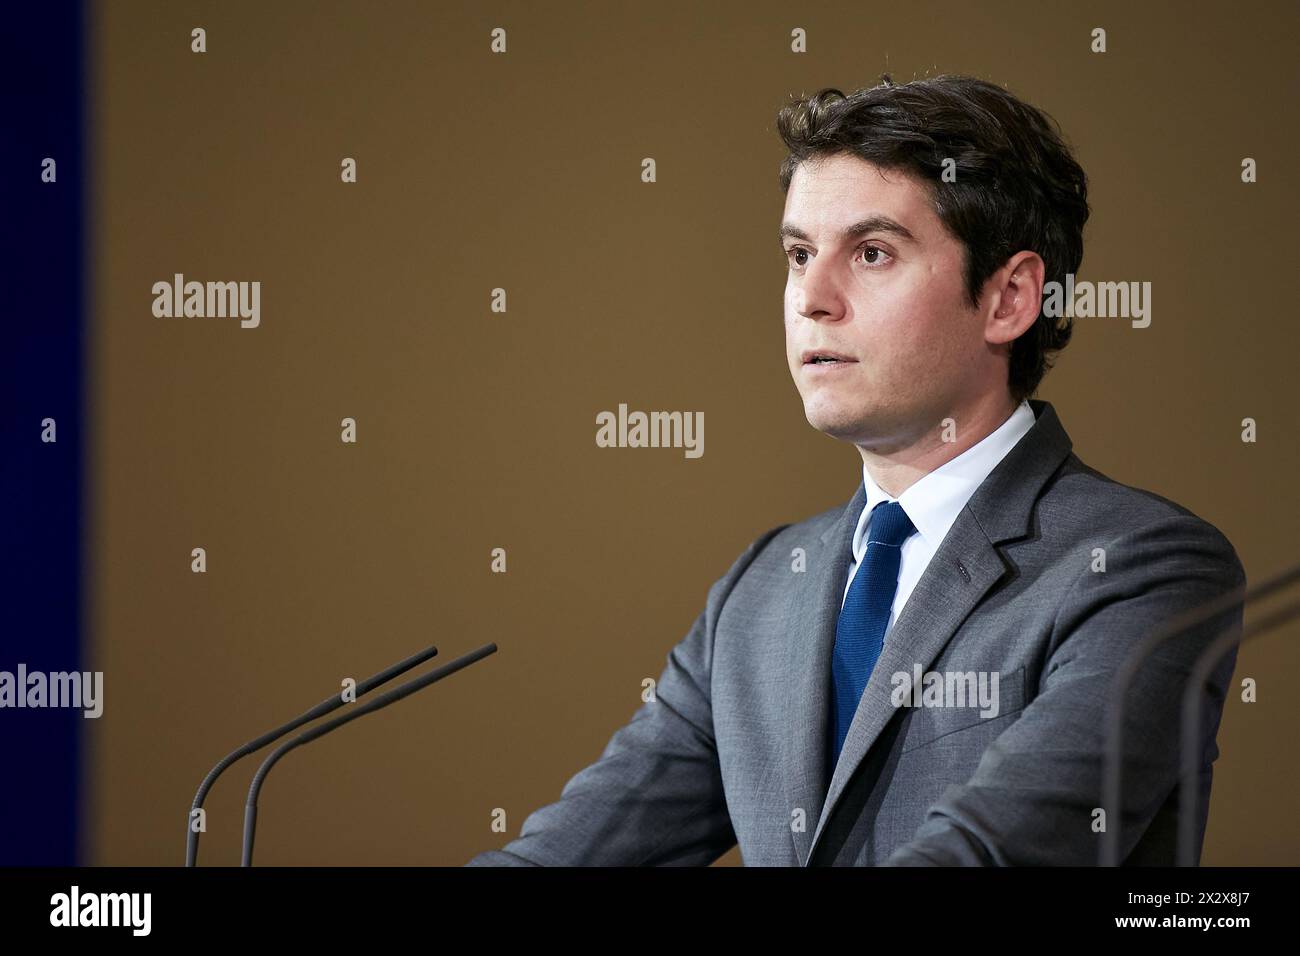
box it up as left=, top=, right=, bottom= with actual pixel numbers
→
left=186, top=644, right=439, bottom=866
left=242, top=642, right=497, bottom=866
left=1101, top=560, right=1300, bottom=865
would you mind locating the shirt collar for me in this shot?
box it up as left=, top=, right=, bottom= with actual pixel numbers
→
left=852, top=400, right=1037, bottom=560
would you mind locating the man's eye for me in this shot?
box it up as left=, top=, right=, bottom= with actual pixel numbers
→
left=786, top=245, right=891, bottom=269
left=860, top=245, right=892, bottom=266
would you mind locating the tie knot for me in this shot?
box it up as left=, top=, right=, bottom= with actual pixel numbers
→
left=867, top=500, right=916, bottom=548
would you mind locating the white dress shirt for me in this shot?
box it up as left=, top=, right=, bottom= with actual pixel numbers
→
left=840, top=401, right=1037, bottom=642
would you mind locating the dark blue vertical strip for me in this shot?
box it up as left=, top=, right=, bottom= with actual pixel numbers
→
left=0, top=0, right=86, bottom=864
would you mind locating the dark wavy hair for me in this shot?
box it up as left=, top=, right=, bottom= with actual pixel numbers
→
left=776, top=74, right=1089, bottom=403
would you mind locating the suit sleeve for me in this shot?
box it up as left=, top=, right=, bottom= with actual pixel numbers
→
left=464, top=525, right=788, bottom=866
left=882, top=513, right=1245, bottom=866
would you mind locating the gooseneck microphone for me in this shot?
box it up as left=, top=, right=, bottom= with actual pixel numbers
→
left=242, top=642, right=498, bottom=866
left=186, top=644, right=439, bottom=866
left=1177, top=587, right=1300, bottom=864
left=1101, top=559, right=1300, bottom=865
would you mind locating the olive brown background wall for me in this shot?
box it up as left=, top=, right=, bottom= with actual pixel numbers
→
left=88, top=0, right=1299, bottom=864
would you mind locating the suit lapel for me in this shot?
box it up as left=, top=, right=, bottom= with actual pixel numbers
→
left=782, top=399, right=1074, bottom=866
left=782, top=480, right=863, bottom=866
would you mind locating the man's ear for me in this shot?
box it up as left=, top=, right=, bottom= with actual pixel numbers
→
left=984, top=251, right=1045, bottom=346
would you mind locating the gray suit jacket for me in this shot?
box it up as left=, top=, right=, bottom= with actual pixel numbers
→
left=466, top=399, right=1244, bottom=866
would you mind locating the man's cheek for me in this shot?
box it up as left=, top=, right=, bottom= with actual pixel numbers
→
left=897, top=310, right=947, bottom=356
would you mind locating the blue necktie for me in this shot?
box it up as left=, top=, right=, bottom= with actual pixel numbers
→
left=829, top=500, right=917, bottom=773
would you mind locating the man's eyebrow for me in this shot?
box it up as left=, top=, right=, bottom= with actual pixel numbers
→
left=778, top=216, right=918, bottom=248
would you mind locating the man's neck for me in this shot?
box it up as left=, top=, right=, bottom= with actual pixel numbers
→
left=859, top=393, right=1021, bottom=499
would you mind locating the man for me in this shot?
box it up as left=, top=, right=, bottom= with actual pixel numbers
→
left=466, top=75, right=1244, bottom=866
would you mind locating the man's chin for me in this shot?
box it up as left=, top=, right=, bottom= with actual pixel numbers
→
left=804, top=408, right=874, bottom=443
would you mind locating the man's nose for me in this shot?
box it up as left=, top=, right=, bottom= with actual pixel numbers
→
left=794, top=260, right=847, bottom=322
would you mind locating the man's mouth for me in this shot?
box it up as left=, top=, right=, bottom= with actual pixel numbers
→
left=801, top=349, right=858, bottom=366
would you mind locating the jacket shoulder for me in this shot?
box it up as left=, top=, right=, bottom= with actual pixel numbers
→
left=726, top=492, right=853, bottom=580
left=1044, top=453, right=1244, bottom=578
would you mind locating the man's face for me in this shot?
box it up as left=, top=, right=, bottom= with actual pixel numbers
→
left=781, top=153, right=991, bottom=451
